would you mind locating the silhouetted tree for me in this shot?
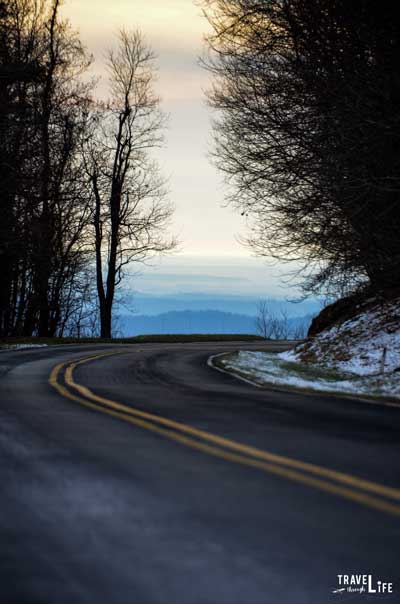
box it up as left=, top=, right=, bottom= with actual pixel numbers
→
left=0, top=0, right=42, bottom=335
left=203, top=0, right=400, bottom=296
left=28, top=0, right=92, bottom=336
left=0, top=0, right=93, bottom=337
left=85, top=30, right=176, bottom=338
left=255, top=301, right=290, bottom=340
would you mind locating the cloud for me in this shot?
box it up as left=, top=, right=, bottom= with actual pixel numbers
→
left=124, top=255, right=304, bottom=298
left=63, top=1, right=210, bottom=102
left=138, top=273, right=250, bottom=283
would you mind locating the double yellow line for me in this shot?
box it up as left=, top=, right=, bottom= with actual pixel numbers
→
left=49, top=351, right=400, bottom=517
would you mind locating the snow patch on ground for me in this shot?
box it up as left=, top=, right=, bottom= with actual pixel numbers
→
left=220, top=350, right=400, bottom=398
left=218, top=299, right=400, bottom=399
left=281, top=300, right=400, bottom=377
left=0, top=344, right=48, bottom=351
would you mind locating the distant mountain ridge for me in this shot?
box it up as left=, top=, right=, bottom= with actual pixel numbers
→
left=119, top=309, right=313, bottom=337
left=120, top=291, right=320, bottom=317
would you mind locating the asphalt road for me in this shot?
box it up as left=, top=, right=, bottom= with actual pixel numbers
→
left=1, top=342, right=399, bottom=604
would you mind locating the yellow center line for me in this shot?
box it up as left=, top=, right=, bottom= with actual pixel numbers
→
left=64, top=354, right=400, bottom=502
left=49, top=352, right=400, bottom=517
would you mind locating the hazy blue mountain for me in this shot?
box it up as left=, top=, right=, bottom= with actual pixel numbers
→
left=119, top=309, right=314, bottom=337
left=119, top=291, right=320, bottom=318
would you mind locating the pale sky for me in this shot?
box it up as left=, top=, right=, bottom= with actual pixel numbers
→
left=62, top=0, right=247, bottom=254
left=61, top=0, right=299, bottom=298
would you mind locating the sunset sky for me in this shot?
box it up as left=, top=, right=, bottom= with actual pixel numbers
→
left=61, top=0, right=296, bottom=298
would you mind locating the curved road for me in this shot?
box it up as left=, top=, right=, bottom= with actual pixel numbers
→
left=1, top=342, right=399, bottom=603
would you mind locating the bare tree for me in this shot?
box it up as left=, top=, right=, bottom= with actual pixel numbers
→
left=292, top=321, right=308, bottom=341
left=202, top=1, right=400, bottom=297
left=86, top=30, right=176, bottom=338
left=255, top=301, right=293, bottom=340
left=0, top=0, right=93, bottom=337
left=274, top=308, right=289, bottom=340
left=255, top=301, right=275, bottom=340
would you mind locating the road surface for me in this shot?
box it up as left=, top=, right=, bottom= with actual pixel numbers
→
left=0, top=342, right=399, bottom=603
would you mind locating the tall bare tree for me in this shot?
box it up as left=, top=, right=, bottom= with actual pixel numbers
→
left=30, top=0, right=92, bottom=336
left=86, top=30, right=176, bottom=338
left=0, top=0, right=93, bottom=337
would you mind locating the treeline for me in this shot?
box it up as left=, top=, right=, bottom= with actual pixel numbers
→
left=203, top=0, right=400, bottom=297
left=0, top=0, right=175, bottom=338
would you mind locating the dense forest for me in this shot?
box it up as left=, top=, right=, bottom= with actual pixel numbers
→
left=0, top=0, right=175, bottom=338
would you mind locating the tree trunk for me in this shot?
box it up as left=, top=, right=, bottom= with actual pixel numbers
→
left=99, top=298, right=113, bottom=338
